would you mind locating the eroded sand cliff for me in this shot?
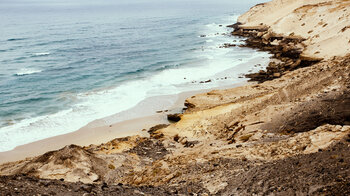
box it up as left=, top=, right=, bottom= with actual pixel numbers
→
left=238, top=0, right=350, bottom=59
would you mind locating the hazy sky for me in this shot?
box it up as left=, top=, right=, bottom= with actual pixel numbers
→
left=0, top=0, right=270, bottom=18
left=1, top=0, right=269, bottom=7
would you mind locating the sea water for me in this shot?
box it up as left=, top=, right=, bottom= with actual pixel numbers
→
left=0, top=0, right=270, bottom=151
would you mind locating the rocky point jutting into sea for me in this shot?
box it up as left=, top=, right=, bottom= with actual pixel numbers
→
left=1, top=0, right=350, bottom=195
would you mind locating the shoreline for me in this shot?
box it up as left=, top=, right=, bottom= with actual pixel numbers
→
left=0, top=52, right=269, bottom=164
left=0, top=28, right=270, bottom=157
left=0, top=81, right=248, bottom=164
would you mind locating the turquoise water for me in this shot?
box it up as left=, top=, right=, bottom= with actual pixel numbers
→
left=0, top=0, right=269, bottom=151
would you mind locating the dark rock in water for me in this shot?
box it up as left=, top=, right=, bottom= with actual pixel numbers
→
left=219, top=25, right=223, bottom=27
left=156, top=110, right=169, bottom=113
left=226, top=22, right=242, bottom=29
left=220, top=43, right=237, bottom=48
left=167, top=114, right=181, bottom=122
left=200, top=35, right=206, bottom=37
left=199, top=79, right=212, bottom=83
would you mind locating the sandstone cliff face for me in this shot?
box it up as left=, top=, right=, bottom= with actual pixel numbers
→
left=238, top=0, right=350, bottom=59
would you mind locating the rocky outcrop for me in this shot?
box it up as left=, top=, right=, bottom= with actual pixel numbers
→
left=226, top=0, right=350, bottom=82
left=230, top=22, right=321, bottom=82
left=0, top=145, right=108, bottom=184
left=237, top=0, right=350, bottom=60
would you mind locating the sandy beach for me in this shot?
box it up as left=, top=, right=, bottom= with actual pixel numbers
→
left=0, top=53, right=268, bottom=164
left=0, top=81, right=248, bottom=164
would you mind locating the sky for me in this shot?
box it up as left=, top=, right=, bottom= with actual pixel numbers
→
left=0, top=0, right=270, bottom=20
left=0, top=0, right=269, bottom=8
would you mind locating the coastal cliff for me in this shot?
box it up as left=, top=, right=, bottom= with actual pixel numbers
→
left=1, top=0, right=350, bottom=195
left=238, top=0, right=350, bottom=60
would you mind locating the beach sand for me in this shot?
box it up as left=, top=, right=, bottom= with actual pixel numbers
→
left=0, top=55, right=267, bottom=164
left=0, top=82, right=246, bottom=164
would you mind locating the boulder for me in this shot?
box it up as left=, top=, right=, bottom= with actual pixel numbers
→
left=167, top=114, right=182, bottom=122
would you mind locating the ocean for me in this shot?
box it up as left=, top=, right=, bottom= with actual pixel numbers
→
left=0, top=0, right=270, bottom=152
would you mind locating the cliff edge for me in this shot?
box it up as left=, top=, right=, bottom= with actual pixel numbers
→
left=238, top=0, right=350, bottom=60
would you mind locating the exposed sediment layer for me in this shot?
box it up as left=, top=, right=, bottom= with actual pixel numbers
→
left=228, top=0, right=350, bottom=82
left=237, top=0, right=350, bottom=60
left=230, top=23, right=321, bottom=82
left=1, top=0, right=350, bottom=195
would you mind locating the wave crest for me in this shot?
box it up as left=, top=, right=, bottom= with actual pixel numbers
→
left=15, top=68, right=42, bottom=76
left=33, top=52, right=50, bottom=57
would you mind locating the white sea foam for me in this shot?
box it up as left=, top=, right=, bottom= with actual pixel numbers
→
left=33, top=52, right=50, bottom=56
left=15, top=68, right=42, bottom=76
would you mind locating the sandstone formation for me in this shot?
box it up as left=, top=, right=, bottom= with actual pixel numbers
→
left=229, top=0, right=350, bottom=82
left=238, top=0, right=350, bottom=59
